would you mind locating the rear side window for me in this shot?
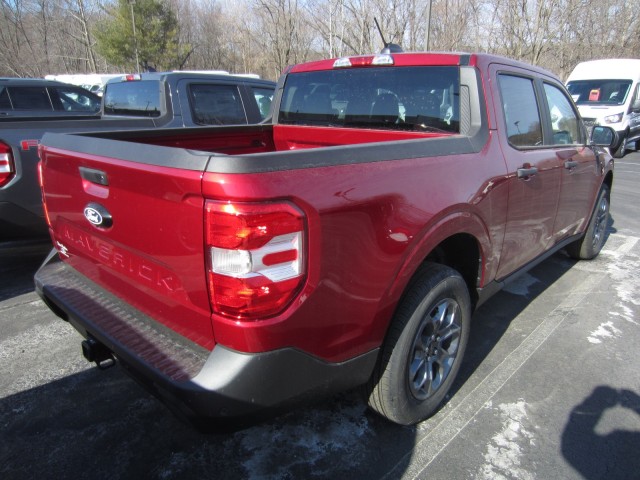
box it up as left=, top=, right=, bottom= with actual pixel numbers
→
left=103, top=80, right=161, bottom=117
left=189, top=84, right=247, bottom=125
left=544, top=83, right=581, bottom=145
left=6, top=86, right=53, bottom=110
left=498, top=74, right=543, bottom=147
left=0, top=88, right=10, bottom=109
left=278, top=66, right=460, bottom=133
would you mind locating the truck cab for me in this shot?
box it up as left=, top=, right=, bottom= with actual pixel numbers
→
left=101, top=71, right=275, bottom=127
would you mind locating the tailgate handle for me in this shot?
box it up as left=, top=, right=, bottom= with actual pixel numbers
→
left=79, top=167, right=109, bottom=186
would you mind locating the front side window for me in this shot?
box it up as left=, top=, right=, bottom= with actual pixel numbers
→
left=253, top=87, right=274, bottom=120
left=278, top=66, right=460, bottom=133
left=189, top=84, right=247, bottom=125
left=103, top=80, right=161, bottom=117
left=567, top=79, right=632, bottom=106
left=544, top=83, right=580, bottom=145
left=631, top=83, right=640, bottom=111
left=53, top=87, right=101, bottom=112
left=498, top=74, right=543, bottom=147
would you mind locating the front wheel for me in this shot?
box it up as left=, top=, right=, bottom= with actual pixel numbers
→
left=566, top=184, right=610, bottom=260
left=367, top=263, right=471, bottom=425
left=612, top=133, right=627, bottom=158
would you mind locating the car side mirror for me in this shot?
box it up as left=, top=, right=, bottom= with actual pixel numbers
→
left=633, top=99, right=640, bottom=112
left=590, top=125, right=617, bottom=147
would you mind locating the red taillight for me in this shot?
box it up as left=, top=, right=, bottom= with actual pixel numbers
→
left=205, top=200, right=306, bottom=319
left=124, top=74, right=141, bottom=81
left=0, top=142, right=15, bottom=188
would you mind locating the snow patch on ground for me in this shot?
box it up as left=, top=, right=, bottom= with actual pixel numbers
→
left=590, top=236, right=640, bottom=346
left=478, top=400, right=535, bottom=480
left=587, top=320, right=622, bottom=344
left=234, top=401, right=371, bottom=479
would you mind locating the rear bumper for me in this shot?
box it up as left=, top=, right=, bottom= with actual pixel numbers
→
left=34, top=250, right=378, bottom=428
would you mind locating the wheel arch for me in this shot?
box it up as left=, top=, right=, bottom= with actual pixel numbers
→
left=375, top=211, right=491, bottom=340
left=603, top=169, right=613, bottom=191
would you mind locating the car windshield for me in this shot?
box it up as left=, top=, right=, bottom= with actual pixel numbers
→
left=103, top=80, right=161, bottom=117
left=278, top=66, right=460, bottom=133
left=567, top=79, right=632, bottom=106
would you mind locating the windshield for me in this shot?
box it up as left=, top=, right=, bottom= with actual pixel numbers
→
left=278, top=66, right=460, bottom=133
left=103, top=80, right=161, bottom=117
left=566, top=79, right=632, bottom=106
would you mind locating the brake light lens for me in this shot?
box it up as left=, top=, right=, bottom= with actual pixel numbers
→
left=0, top=142, right=15, bottom=188
left=124, top=74, right=141, bottom=81
left=333, top=54, right=394, bottom=68
left=205, top=200, right=306, bottom=319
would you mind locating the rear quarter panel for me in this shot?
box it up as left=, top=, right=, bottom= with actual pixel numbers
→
left=202, top=135, right=509, bottom=361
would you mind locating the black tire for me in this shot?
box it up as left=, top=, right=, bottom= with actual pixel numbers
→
left=612, top=133, right=627, bottom=158
left=566, top=184, right=610, bottom=260
left=367, top=263, right=471, bottom=425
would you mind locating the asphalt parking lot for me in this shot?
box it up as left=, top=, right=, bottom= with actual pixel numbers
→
left=1, top=152, right=639, bottom=480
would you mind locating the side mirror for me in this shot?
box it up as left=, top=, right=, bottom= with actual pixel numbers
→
left=590, top=125, right=618, bottom=147
left=633, top=99, right=640, bottom=112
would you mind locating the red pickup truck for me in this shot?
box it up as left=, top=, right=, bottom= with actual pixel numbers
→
left=35, top=51, right=615, bottom=428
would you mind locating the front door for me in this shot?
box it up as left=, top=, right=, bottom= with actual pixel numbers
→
left=543, top=81, right=601, bottom=241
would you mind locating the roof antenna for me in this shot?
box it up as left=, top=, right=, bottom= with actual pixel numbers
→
left=374, top=18, right=403, bottom=54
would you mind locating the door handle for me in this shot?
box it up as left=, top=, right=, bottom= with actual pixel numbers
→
left=517, top=166, right=538, bottom=179
left=564, top=160, right=579, bottom=169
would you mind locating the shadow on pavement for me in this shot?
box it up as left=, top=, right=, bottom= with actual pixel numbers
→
left=0, top=240, right=51, bottom=301
left=561, top=386, right=640, bottom=479
left=0, top=365, right=417, bottom=479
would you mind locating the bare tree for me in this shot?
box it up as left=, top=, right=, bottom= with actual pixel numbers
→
left=0, top=0, right=639, bottom=82
left=251, top=0, right=315, bottom=78
left=58, top=0, right=101, bottom=73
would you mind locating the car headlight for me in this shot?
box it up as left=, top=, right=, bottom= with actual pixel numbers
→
left=604, top=113, right=623, bottom=124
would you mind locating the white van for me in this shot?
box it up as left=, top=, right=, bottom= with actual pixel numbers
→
left=566, top=58, right=640, bottom=157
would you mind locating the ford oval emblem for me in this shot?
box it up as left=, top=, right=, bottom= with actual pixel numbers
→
left=84, top=203, right=113, bottom=228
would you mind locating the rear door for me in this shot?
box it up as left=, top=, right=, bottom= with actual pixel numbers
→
left=39, top=134, right=215, bottom=348
left=492, top=65, right=563, bottom=279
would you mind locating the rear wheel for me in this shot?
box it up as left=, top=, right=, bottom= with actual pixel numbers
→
left=566, top=184, right=610, bottom=260
left=367, top=263, right=471, bottom=425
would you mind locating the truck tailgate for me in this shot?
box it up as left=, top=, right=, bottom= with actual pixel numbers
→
left=38, top=136, right=214, bottom=349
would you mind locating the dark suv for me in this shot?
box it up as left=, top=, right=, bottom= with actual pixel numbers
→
left=0, top=78, right=101, bottom=117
